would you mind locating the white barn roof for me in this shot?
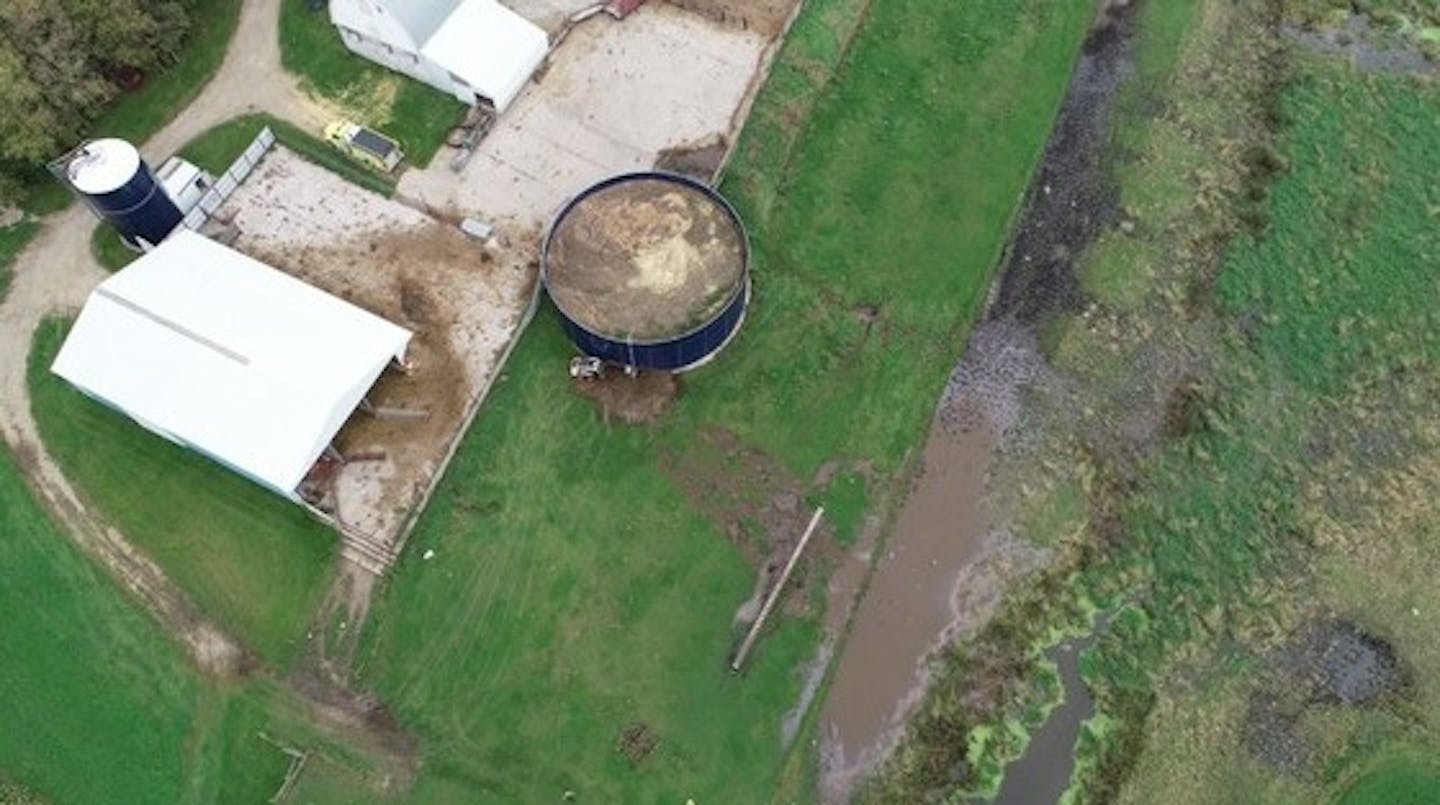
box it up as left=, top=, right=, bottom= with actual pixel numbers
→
left=51, top=229, right=412, bottom=498
left=421, top=0, right=549, bottom=112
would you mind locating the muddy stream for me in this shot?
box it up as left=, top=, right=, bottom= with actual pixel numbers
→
left=815, top=1, right=1141, bottom=800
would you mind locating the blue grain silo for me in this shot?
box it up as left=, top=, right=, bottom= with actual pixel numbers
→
left=542, top=172, right=751, bottom=373
left=66, top=138, right=183, bottom=249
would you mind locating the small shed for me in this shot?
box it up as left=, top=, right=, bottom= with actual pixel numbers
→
left=51, top=229, right=413, bottom=499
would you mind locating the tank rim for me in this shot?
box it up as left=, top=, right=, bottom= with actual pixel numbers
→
left=540, top=170, right=751, bottom=345
left=68, top=138, right=143, bottom=195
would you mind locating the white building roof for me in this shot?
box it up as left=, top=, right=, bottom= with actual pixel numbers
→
left=421, top=0, right=549, bottom=112
left=51, top=229, right=412, bottom=498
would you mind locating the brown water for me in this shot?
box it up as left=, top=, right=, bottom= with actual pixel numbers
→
left=819, top=417, right=995, bottom=799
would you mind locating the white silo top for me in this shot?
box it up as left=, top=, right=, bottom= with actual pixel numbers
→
left=67, top=138, right=142, bottom=195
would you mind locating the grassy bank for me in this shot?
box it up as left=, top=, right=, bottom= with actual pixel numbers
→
left=180, top=113, right=398, bottom=196
left=1101, top=53, right=1440, bottom=803
left=278, top=0, right=461, bottom=167
left=27, top=318, right=336, bottom=666
left=357, top=0, right=1095, bottom=800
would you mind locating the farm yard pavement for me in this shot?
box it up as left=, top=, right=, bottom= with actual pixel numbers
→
left=398, top=4, right=768, bottom=228
left=0, top=0, right=325, bottom=673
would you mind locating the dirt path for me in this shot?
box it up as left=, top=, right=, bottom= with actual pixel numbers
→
left=0, top=0, right=326, bottom=675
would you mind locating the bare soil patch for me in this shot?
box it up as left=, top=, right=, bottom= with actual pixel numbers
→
left=572, top=371, right=680, bottom=424
left=617, top=722, right=659, bottom=765
left=660, top=427, right=838, bottom=622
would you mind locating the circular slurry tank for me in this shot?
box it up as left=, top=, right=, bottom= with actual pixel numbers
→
left=542, top=172, right=750, bottom=372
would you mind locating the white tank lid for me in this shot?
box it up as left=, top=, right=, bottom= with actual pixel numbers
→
left=67, top=138, right=142, bottom=195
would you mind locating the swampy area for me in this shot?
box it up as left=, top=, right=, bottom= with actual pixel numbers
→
left=832, top=0, right=1440, bottom=802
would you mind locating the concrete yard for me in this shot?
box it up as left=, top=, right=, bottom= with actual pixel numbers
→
left=398, top=3, right=770, bottom=231
left=218, top=147, right=537, bottom=552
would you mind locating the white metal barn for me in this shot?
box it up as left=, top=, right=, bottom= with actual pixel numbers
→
left=51, top=229, right=412, bottom=500
left=329, top=0, right=549, bottom=112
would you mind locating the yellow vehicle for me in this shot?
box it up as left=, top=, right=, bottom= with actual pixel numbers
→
left=323, top=120, right=404, bottom=173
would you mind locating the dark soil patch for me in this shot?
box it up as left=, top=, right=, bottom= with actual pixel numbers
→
left=286, top=667, right=421, bottom=764
left=654, top=135, right=728, bottom=183
left=618, top=722, right=659, bottom=765
left=1287, top=14, right=1438, bottom=76
left=1245, top=689, right=1314, bottom=774
left=1245, top=620, right=1409, bottom=773
left=988, top=0, right=1140, bottom=324
left=1282, top=621, right=1407, bottom=706
left=572, top=371, right=681, bottom=425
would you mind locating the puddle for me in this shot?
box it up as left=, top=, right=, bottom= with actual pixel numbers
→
left=814, top=0, right=1142, bottom=798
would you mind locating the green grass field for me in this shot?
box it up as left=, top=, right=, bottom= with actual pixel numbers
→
left=27, top=318, right=337, bottom=666
left=356, top=0, right=1095, bottom=800
left=278, top=0, right=461, bottom=167
left=1339, top=753, right=1440, bottom=805
left=0, top=444, right=309, bottom=803
left=0, top=446, right=200, bottom=803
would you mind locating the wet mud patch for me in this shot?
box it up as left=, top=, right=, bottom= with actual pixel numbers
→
left=1245, top=620, right=1409, bottom=773
left=1287, top=14, right=1439, bottom=75
left=660, top=427, right=838, bottom=622
left=572, top=371, right=681, bottom=425
left=654, top=135, right=729, bottom=183
left=988, top=0, right=1140, bottom=324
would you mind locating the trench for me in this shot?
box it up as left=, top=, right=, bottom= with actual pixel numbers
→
left=815, top=0, right=1142, bottom=800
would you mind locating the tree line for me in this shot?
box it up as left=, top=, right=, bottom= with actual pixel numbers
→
left=0, top=0, right=193, bottom=203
